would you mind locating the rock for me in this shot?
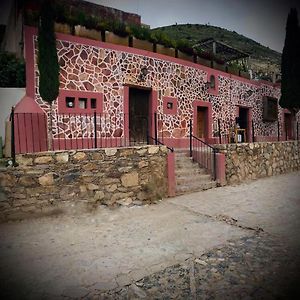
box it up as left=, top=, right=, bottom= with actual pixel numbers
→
left=137, top=148, right=147, bottom=155
left=105, top=148, right=117, bottom=156
left=79, top=185, right=87, bottom=193
left=195, top=258, right=208, bottom=266
left=87, top=183, right=99, bottom=190
left=38, top=173, right=55, bottom=186
left=148, top=146, right=159, bottom=154
left=121, top=172, right=138, bottom=187
left=0, top=173, right=16, bottom=187
left=137, top=191, right=147, bottom=200
left=133, top=200, right=143, bottom=206
left=94, top=190, right=105, bottom=200
left=55, top=153, right=69, bottom=163
left=106, top=184, right=118, bottom=192
left=34, top=156, right=53, bottom=164
left=73, top=152, right=87, bottom=161
left=138, top=161, right=148, bottom=168
left=18, top=176, right=36, bottom=187
left=117, top=197, right=133, bottom=206
left=120, top=149, right=134, bottom=156
left=16, top=156, right=33, bottom=166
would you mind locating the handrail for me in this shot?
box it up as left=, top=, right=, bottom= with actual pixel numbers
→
left=147, top=135, right=174, bottom=152
left=190, top=134, right=218, bottom=151
left=189, top=120, right=217, bottom=180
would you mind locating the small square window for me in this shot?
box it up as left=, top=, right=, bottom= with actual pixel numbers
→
left=66, top=97, right=75, bottom=108
left=167, top=102, right=173, bottom=109
left=79, top=97, right=87, bottom=109
left=91, top=98, right=97, bottom=109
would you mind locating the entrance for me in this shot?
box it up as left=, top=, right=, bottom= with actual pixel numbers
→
left=238, top=107, right=249, bottom=142
left=196, top=107, right=207, bottom=139
left=129, top=88, right=151, bottom=144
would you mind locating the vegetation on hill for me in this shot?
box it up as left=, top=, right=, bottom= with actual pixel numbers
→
left=151, top=24, right=281, bottom=75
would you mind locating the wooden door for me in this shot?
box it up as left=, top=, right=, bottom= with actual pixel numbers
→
left=197, top=107, right=206, bottom=139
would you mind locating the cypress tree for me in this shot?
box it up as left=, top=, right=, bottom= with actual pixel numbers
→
left=37, top=0, right=59, bottom=103
left=279, top=8, right=300, bottom=114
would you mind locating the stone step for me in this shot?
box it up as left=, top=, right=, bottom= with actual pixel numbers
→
left=175, top=181, right=217, bottom=195
left=175, top=168, right=207, bottom=177
left=176, top=174, right=212, bottom=186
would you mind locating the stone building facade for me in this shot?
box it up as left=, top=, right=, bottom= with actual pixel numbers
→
left=14, top=26, right=300, bottom=153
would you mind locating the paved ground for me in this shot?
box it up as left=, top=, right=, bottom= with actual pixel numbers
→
left=0, top=172, right=299, bottom=299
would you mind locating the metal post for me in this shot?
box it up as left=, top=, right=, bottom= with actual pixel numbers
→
left=285, top=122, right=288, bottom=141
left=277, top=121, right=280, bottom=141
left=218, top=119, right=221, bottom=144
left=94, top=111, right=97, bottom=148
left=10, top=107, right=16, bottom=166
left=154, top=112, right=158, bottom=145
left=297, top=122, right=299, bottom=141
left=189, top=120, right=192, bottom=157
left=252, top=120, right=255, bottom=142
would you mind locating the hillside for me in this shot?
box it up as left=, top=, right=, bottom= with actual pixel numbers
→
left=151, top=24, right=281, bottom=77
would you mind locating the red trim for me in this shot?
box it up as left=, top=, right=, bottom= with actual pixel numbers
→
left=167, top=152, right=176, bottom=197
left=24, top=26, right=36, bottom=98
left=15, top=95, right=44, bottom=113
left=58, top=89, right=103, bottom=113
left=150, top=90, right=158, bottom=138
left=163, top=96, right=177, bottom=115
left=123, top=86, right=129, bottom=140
left=192, top=100, right=213, bottom=142
left=236, top=105, right=252, bottom=142
left=216, top=153, right=226, bottom=186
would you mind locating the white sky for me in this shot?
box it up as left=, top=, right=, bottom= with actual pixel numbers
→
left=90, top=0, right=300, bottom=53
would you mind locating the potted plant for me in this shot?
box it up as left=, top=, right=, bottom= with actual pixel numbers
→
left=175, top=39, right=195, bottom=62
left=128, top=24, right=153, bottom=51
left=152, top=31, right=176, bottom=57
left=105, top=20, right=129, bottom=46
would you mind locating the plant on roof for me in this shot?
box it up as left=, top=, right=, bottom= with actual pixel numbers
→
left=176, top=39, right=194, bottom=55
left=150, top=30, right=175, bottom=48
left=128, top=24, right=151, bottom=41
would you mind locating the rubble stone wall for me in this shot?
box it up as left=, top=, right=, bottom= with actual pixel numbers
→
left=215, top=141, right=300, bottom=184
left=0, top=145, right=168, bottom=221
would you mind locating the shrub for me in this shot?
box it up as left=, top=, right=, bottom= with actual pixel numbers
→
left=176, top=39, right=194, bottom=55
left=0, top=52, right=25, bottom=87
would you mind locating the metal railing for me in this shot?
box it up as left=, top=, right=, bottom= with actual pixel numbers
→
left=189, top=120, right=217, bottom=180
left=215, top=119, right=299, bottom=143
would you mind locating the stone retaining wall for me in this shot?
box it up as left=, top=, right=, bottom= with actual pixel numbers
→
left=215, top=141, right=300, bottom=184
left=0, top=145, right=168, bottom=221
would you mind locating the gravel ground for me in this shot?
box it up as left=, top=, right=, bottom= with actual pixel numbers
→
left=99, top=233, right=300, bottom=299
left=0, top=172, right=299, bottom=299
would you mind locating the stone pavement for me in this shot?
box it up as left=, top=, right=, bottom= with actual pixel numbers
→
left=0, top=172, right=299, bottom=299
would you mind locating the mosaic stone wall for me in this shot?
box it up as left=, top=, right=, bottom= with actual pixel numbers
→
left=30, top=34, right=299, bottom=142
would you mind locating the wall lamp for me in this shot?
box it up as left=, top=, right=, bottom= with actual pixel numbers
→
left=138, top=66, right=148, bottom=82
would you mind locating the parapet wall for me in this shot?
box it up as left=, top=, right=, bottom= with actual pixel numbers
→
left=0, top=145, right=168, bottom=221
left=215, top=141, right=300, bottom=184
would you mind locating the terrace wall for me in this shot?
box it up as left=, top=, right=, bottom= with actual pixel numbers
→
left=214, top=141, right=300, bottom=184
left=0, top=145, right=169, bottom=222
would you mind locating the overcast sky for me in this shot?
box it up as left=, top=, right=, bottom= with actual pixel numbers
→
left=90, top=0, right=300, bottom=53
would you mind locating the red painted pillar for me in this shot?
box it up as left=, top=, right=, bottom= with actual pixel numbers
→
left=215, top=152, right=226, bottom=186
left=167, top=151, right=176, bottom=197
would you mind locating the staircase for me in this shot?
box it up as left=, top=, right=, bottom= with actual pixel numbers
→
left=175, top=149, right=217, bottom=195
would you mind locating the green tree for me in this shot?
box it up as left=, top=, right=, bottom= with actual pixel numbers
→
left=38, top=0, right=59, bottom=102
left=37, top=0, right=60, bottom=149
left=279, top=8, right=300, bottom=114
